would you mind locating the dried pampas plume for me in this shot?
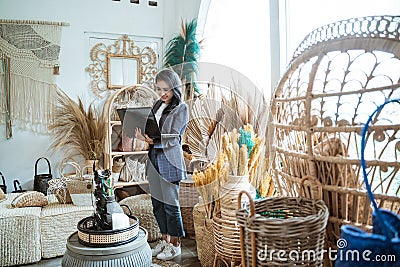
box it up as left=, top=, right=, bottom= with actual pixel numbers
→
left=48, top=89, right=105, bottom=160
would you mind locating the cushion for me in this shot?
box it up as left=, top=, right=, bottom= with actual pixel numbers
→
left=11, top=191, right=48, bottom=208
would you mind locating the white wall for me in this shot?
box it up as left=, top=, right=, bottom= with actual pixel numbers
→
left=0, top=0, right=201, bottom=191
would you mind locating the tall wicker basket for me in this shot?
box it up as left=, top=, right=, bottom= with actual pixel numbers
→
left=179, top=178, right=200, bottom=239
left=236, top=180, right=329, bottom=267
left=269, top=15, right=400, bottom=265
left=193, top=203, right=215, bottom=267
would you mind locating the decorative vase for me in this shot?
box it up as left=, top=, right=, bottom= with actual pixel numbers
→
left=219, top=174, right=256, bottom=220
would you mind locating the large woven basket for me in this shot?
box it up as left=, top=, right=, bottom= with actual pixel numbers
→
left=236, top=187, right=329, bottom=267
left=193, top=203, right=215, bottom=267
left=269, top=15, right=400, bottom=260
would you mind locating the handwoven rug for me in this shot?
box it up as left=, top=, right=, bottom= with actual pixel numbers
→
left=151, top=258, right=180, bottom=267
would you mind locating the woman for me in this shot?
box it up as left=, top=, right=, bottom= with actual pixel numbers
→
left=135, top=69, right=189, bottom=261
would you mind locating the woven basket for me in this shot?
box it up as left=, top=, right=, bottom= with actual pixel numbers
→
left=193, top=203, right=215, bottom=267
left=236, top=178, right=329, bottom=267
left=212, top=214, right=242, bottom=266
left=119, top=194, right=161, bottom=242
left=269, top=15, right=400, bottom=263
left=11, top=191, right=48, bottom=208
left=62, top=162, right=94, bottom=206
left=179, top=178, right=199, bottom=239
left=179, top=178, right=200, bottom=208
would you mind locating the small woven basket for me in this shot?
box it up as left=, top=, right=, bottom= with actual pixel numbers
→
left=63, top=163, right=94, bottom=206
left=119, top=194, right=161, bottom=242
left=179, top=178, right=200, bottom=207
left=236, top=177, right=329, bottom=267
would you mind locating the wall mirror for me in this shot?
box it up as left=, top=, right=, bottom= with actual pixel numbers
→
left=86, top=34, right=158, bottom=97
left=108, top=56, right=139, bottom=88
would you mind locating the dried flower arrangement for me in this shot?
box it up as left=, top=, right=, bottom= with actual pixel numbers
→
left=48, top=89, right=105, bottom=161
left=192, top=124, right=266, bottom=218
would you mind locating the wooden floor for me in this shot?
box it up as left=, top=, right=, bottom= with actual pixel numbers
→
left=23, top=237, right=201, bottom=267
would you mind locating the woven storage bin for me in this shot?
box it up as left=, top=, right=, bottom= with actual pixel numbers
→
left=236, top=188, right=329, bottom=267
left=119, top=194, right=161, bottom=242
left=212, top=214, right=242, bottom=266
left=193, top=203, right=215, bottom=267
left=269, top=15, right=400, bottom=262
left=179, top=178, right=199, bottom=239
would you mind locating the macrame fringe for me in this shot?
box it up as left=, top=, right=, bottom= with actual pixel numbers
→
left=0, top=74, right=56, bottom=134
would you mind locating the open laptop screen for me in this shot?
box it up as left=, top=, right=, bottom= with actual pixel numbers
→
left=117, top=107, right=161, bottom=139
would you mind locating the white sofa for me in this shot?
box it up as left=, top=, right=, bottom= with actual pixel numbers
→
left=0, top=193, right=93, bottom=266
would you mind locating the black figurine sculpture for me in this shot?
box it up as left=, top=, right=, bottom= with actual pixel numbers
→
left=93, top=168, right=123, bottom=230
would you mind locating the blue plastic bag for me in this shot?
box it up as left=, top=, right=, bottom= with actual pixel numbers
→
left=335, top=99, right=400, bottom=267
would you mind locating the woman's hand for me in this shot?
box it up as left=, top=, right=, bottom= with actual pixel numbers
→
left=135, top=128, right=154, bottom=144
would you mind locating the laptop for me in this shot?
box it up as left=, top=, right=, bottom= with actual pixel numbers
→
left=117, top=107, right=161, bottom=139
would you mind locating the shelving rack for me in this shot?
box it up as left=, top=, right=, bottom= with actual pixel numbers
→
left=102, top=84, right=158, bottom=187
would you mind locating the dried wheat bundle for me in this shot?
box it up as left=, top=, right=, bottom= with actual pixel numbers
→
left=192, top=152, right=228, bottom=218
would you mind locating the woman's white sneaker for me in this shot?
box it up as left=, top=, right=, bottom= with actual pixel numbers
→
left=151, top=240, right=167, bottom=257
left=156, top=243, right=181, bottom=260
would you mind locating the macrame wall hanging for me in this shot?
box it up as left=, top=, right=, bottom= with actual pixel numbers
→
left=0, top=19, right=69, bottom=135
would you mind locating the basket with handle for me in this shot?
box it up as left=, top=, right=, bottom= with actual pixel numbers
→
left=335, top=99, right=400, bottom=267
left=11, top=179, right=27, bottom=193
left=33, top=157, right=53, bottom=195
left=47, top=160, right=80, bottom=204
left=236, top=176, right=329, bottom=267
left=0, top=171, right=6, bottom=193
left=63, top=161, right=94, bottom=206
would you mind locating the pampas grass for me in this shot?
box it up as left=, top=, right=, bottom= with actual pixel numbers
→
left=48, top=89, right=105, bottom=160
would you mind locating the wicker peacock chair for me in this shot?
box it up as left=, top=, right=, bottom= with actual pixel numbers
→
left=269, top=15, right=400, bottom=265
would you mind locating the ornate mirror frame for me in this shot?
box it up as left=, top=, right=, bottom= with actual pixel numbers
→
left=86, top=34, right=157, bottom=97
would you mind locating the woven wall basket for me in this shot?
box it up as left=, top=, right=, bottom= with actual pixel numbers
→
left=269, top=15, right=400, bottom=265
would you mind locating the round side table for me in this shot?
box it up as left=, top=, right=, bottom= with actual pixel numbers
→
left=62, top=227, right=151, bottom=267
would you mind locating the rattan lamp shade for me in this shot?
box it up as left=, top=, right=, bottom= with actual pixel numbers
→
left=269, top=15, right=400, bottom=255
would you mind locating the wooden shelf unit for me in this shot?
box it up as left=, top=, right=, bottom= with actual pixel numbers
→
left=102, top=84, right=158, bottom=177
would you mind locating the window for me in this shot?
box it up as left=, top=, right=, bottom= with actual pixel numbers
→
left=200, top=0, right=270, bottom=95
